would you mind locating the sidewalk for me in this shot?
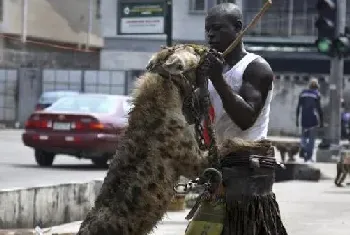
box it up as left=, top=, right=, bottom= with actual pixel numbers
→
left=45, top=210, right=190, bottom=235
left=0, top=210, right=190, bottom=235
left=1, top=180, right=350, bottom=235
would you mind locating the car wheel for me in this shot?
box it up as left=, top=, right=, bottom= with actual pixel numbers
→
left=35, top=150, right=55, bottom=167
left=91, top=157, right=109, bottom=168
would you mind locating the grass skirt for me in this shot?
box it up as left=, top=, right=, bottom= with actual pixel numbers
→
left=221, top=193, right=287, bottom=235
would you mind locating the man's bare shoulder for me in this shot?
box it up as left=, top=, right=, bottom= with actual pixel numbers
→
left=243, top=56, right=273, bottom=89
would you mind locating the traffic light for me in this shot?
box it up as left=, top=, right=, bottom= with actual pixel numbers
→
left=334, top=35, right=350, bottom=56
left=315, top=0, right=337, bottom=55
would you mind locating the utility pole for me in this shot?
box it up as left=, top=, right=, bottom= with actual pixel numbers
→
left=287, top=0, right=293, bottom=37
left=165, top=0, right=172, bottom=47
left=328, top=0, right=346, bottom=147
left=21, top=0, right=28, bottom=43
left=86, top=0, right=93, bottom=51
left=235, top=0, right=243, bottom=10
left=315, top=0, right=347, bottom=162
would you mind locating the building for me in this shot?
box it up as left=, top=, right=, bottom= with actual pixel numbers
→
left=99, top=0, right=350, bottom=136
left=100, top=0, right=350, bottom=73
left=0, top=0, right=103, bottom=68
left=100, top=0, right=317, bottom=70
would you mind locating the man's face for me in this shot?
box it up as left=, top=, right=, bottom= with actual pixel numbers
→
left=205, top=14, right=239, bottom=53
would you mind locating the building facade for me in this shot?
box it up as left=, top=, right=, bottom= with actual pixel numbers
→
left=99, top=0, right=350, bottom=136
left=0, top=0, right=103, bottom=68
left=100, top=0, right=318, bottom=69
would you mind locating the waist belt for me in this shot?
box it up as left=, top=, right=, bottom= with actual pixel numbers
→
left=218, top=154, right=279, bottom=198
left=220, top=154, right=280, bottom=170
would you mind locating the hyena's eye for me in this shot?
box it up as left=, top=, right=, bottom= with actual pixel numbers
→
left=177, top=64, right=184, bottom=70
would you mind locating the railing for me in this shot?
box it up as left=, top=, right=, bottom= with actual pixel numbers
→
left=243, top=10, right=316, bottom=37
left=242, top=10, right=350, bottom=37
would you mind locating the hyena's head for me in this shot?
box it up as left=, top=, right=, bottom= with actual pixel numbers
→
left=147, top=44, right=209, bottom=88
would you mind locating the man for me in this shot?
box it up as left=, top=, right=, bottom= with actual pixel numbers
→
left=186, top=3, right=287, bottom=235
left=201, top=3, right=274, bottom=144
left=296, top=78, right=324, bottom=163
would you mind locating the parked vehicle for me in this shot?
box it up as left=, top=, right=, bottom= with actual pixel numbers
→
left=22, top=93, right=132, bottom=167
left=35, top=91, right=79, bottom=111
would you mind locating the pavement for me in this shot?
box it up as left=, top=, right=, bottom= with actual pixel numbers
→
left=0, top=129, right=347, bottom=234
left=1, top=180, right=349, bottom=235
left=0, top=129, right=333, bottom=190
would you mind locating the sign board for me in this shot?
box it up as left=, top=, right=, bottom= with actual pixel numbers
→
left=118, top=0, right=166, bottom=35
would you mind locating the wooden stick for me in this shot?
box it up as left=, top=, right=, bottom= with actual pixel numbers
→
left=222, top=0, right=273, bottom=57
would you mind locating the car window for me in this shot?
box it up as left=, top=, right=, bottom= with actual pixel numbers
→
left=47, top=96, right=117, bottom=114
left=38, top=94, right=61, bottom=104
left=38, top=92, right=77, bottom=104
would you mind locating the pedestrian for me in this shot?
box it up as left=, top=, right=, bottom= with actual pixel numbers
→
left=185, top=2, right=287, bottom=235
left=296, top=78, right=324, bottom=163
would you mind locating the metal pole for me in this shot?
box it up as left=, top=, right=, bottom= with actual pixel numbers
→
left=235, top=0, right=243, bottom=10
left=21, top=0, right=28, bottom=43
left=166, top=0, right=172, bottom=47
left=328, top=0, right=346, bottom=146
left=86, top=0, right=93, bottom=51
left=287, top=0, right=293, bottom=37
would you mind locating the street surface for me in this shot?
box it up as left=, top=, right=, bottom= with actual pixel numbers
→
left=0, top=129, right=349, bottom=234
left=0, top=129, right=107, bottom=189
left=0, top=129, right=339, bottom=190
left=17, top=180, right=348, bottom=235
left=152, top=180, right=350, bottom=235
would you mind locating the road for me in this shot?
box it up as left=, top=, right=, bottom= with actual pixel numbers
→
left=0, top=129, right=107, bottom=189
left=0, top=129, right=348, bottom=234
left=0, top=129, right=338, bottom=190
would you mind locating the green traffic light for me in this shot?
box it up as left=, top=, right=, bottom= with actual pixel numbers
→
left=335, top=36, right=350, bottom=54
left=316, top=38, right=332, bottom=53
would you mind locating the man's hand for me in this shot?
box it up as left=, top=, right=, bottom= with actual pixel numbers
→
left=197, top=49, right=225, bottom=85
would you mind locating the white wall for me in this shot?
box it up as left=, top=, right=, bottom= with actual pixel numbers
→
left=1, top=0, right=103, bottom=47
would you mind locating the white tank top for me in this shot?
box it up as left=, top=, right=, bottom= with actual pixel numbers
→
left=208, top=52, right=274, bottom=143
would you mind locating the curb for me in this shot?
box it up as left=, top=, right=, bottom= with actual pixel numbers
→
left=0, top=180, right=103, bottom=230
left=0, top=180, right=190, bottom=232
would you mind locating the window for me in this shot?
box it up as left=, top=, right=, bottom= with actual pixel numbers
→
left=48, top=96, right=118, bottom=114
left=217, top=0, right=235, bottom=4
left=189, top=0, right=207, bottom=13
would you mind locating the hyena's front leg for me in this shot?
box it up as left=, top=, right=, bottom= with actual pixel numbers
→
left=335, top=162, right=346, bottom=187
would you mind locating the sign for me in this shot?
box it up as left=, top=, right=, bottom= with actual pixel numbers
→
left=118, top=1, right=166, bottom=35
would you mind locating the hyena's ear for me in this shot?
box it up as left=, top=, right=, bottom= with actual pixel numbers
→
left=146, top=54, right=157, bottom=71
left=162, top=55, right=184, bottom=75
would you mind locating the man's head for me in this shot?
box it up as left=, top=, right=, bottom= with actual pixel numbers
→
left=308, top=78, right=319, bottom=90
left=205, top=3, right=243, bottom=53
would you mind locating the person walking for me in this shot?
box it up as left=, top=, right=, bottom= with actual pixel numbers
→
left=296, top=78, right=324, bottom=163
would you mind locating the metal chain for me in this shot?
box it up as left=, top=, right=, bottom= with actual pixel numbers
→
left=196, top=55, right=220, bottom=169
left=182, top=84, right=207, bottom=151
left=174, top=51, right=222, bottom=201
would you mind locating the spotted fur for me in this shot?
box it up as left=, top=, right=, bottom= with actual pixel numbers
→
left=77, top=44, right=273, bottom=235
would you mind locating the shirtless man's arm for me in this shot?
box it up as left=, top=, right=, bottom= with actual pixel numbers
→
left=204, top=52, right=274, bottom=130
